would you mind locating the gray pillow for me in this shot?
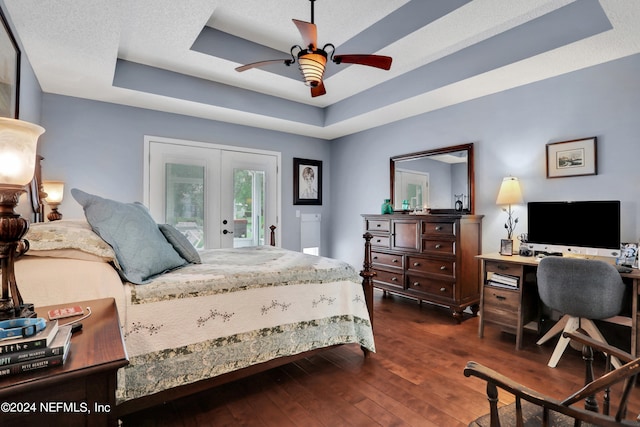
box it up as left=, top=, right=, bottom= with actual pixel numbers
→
left=71, top=188, right=186, bottom=284
left=159, top=224, right=201, bottom=264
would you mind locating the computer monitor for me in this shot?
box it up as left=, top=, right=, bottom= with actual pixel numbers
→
left=526, top=200, right=621, bottom=257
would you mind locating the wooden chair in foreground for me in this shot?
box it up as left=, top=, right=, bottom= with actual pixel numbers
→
left=465, top=330, right=640, bottom=427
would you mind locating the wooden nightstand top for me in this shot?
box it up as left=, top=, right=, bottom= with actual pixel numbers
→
left=0, top=297, right=128, bottom=396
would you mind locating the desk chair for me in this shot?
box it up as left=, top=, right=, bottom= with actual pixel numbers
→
left=536, top=257, right=626, bottom=368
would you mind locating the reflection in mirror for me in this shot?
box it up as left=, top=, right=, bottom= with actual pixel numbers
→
left=390, top=143, right=474, bottom=214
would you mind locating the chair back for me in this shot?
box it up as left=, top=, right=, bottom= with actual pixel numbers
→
left=537, top=257, right=626, bottom=319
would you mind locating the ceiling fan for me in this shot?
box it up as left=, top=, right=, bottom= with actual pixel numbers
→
left=235, top=0, right=393, bottom=98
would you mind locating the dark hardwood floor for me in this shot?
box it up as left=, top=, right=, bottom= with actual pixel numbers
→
left=120, top=290, right=640, bottom=426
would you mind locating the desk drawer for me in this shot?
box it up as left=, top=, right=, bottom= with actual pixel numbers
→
left=485, top=261, right=522, bottom=278
left=371, top=251, right=403, bottom=269
left=407, top=256, right=455, bottom=278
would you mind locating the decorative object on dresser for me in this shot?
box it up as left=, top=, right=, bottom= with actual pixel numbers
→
left=0, top=118, right=45, bottom=320
left=362, top=213, right=483, bottom=322
left=42, top=180, right=64, bottom=221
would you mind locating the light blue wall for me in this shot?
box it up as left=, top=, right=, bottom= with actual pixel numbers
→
left=37, top=94, right=332, bottom=253
left=330, top=53, right=640, bottom=268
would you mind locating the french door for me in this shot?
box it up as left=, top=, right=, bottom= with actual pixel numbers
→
left=145, top=137, right=280, bottom=249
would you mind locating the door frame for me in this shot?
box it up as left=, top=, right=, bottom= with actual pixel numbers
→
left=143, top=135, right=282, bottom=246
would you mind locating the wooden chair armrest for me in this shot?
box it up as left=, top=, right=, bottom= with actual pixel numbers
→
left=563, top=330, right=635, bottom=363
left=464, top=361, right=562, bottom=406
left=562, top=358, right=640, bottom=406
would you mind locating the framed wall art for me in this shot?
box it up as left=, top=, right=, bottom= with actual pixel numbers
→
left=293, top=158, right=322, bottom=205
left=546, top=137, right=597, bottom=178
left=0, top=8, right=20, bottom=119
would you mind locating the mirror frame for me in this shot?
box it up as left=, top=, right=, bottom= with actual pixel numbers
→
left=390, top=143, right=475, bottom=214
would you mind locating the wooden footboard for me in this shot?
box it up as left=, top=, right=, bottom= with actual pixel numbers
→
left=360, top=232, right=374, bottom=331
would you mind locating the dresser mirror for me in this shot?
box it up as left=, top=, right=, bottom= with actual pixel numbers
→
left=390, top=143, right=475, bottom=214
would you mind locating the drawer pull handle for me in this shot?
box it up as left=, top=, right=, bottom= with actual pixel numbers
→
left=391, top=277, right=397, bottom=281
left=413, top=282, right=421, bottom=287
left=376, top=239, right=381, bottom=243
left=376, top=224, right=381, bottom=227
left=413, top=262, right=420, bottom=267
left=434, top=244, right=442, bottom=249
left=497, top=265, right=508, bottom=270
left=496, top=295, right=506, bottom=301
left=440, top=266, right=447, bottom=270
left=373, top=256, right=378, bottom=260
left=440, top=287, right=446, bottom=292
left=434, top=226, right=442, bottom=231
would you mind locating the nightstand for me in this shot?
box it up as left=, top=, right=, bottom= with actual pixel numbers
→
left=0, top=298, right=128, bottom=427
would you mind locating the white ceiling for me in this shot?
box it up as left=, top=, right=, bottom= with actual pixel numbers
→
left=4, top=0, right=640, bottom=139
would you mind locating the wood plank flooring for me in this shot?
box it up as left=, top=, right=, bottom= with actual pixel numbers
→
left=120, top=290, right=640, bottom=426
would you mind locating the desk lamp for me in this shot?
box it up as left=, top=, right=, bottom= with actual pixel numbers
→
left=496, top=176, right=523, bottom=240
left=43, top=180, right=64, bottom=221
left=0, top=118, right=45, bottom=319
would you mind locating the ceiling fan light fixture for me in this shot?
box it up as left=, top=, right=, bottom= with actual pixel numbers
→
left=297, top=49, right=327, bottom=87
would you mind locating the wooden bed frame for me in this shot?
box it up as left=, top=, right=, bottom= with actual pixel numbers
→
left=25, top=156, right=375, bottom=417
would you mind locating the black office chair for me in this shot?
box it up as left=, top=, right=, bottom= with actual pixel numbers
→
left=536, top=257, right=626, bottom=368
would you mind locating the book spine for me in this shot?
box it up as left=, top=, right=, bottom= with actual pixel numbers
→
left=0, top=354, right=65, bottom=377
left=0, top=338, right=50, bottom=355
left=0, top=345, right=65, bottom=366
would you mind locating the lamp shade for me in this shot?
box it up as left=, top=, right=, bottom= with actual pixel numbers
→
left=496, top=176, right=523, bottom=205
left=298, top=50, right=327, bottom=87
left=0, top=118, right=45, bottom=186
left=43, top=180, right=65, bottom=204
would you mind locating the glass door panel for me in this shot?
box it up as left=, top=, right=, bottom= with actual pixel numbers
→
left=165, top=163, right=205, bottom=249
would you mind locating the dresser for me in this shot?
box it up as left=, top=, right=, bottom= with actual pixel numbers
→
left=362, top=213, right=483, bottom=322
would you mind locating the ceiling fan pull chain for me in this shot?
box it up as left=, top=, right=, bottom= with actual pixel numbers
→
left=310, top=0, right=315, bottom=24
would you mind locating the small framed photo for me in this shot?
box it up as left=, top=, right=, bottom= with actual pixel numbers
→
left=293, top=158, right=322, bottom=205
left=546, top=137, right=597, bottom=178
left=500, top=239, right=513, bottom=256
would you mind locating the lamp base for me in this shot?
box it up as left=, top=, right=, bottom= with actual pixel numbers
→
left=47, top=207, right=63, bottom=221
left=0, top=300, right=35, bottom=320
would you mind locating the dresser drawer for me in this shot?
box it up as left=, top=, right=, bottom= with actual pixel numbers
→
left=406, top=275, right=453, bottom=298
left=373, top=269, right=404, bottom=290
left=422, top=221, right=455, bottom=237
left=366, top=219, right=390, bottom=232
left=370, top=235, right=391, bottom=248
left=371, top=251, right=403, bottom=269
left=421, top=239, right=455, bottom=255
left=485, top=261, right=522, bottom=278
left=406, top=256, right=455, bottom=278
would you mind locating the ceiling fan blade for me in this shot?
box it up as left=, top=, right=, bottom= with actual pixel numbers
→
left=235, top=59, right=292, bottom=72
left=333, top=54, right=392, bottom=70
left=292, top=19, right=317, bottom=49
left=311, top=81, right=326, bottom=97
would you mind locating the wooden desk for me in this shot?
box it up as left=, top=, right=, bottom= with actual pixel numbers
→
left=0, top=298, right=128, bottom=427
left=477, top=253, right=640, bottom=355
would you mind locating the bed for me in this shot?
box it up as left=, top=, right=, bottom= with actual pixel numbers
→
left=12, top=159, right=376, bottom=417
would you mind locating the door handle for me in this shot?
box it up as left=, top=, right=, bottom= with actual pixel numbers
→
left=223, top=229, right=234, bottom=235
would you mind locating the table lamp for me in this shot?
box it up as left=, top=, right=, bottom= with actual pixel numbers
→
left=496, top=176, right=523, bottom=240
left=43, top=180, right=64, bottom=221
left=0, top=118, right=45, bottom=319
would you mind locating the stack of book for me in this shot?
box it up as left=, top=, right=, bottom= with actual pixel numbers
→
left=0, top=320, right=72, bottom=378
left=487, top=272, right=519, bottom=289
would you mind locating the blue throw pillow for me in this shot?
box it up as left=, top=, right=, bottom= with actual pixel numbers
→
left=159, top=224, right=201, bottom=264
left=71, top=188, right=186, bottom=284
